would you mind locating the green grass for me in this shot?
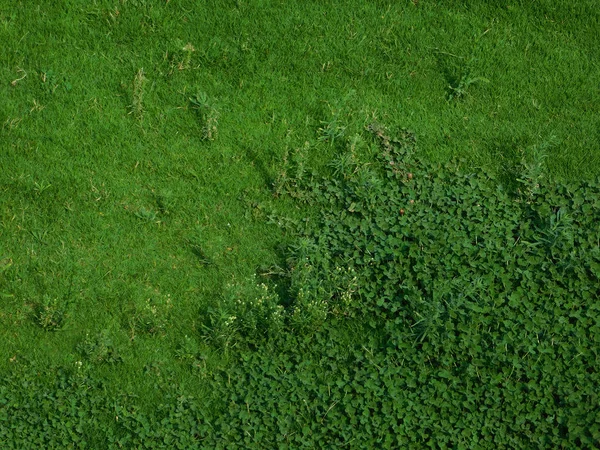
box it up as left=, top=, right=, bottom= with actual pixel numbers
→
left=1, top=0, right=599, bottom=446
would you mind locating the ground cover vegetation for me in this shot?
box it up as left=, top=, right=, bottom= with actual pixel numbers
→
left=1, top=0, right=599, bottom=447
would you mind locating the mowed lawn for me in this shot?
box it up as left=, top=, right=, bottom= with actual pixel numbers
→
left=1, top=0, right=599, bottom=412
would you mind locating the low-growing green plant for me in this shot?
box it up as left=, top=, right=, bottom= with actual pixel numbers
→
left=77, top=330, right=123, bottom=365
left=127, top=291, right=173, bottom=338
left=35, top=294, right=69, bottom=331
left=189, top=91, right=219, bottom=141
left=2, top=122, right=599, bottom=448
left=181, top=42, right=196, bottom=70
left=447, top=66, right=490, bottom=101
left=32, top=180, right=52, bottom=196
left=318, top=109, right=346, bottom=146
left=167, top=40, right=197, bottom=72
left=317, top=91, right=358, bottom=146
left=134, top=206, right=158, bottom=223
left=516, top=135, right=558, bottom=201
left=174, top=335, right=208, bottom=373
left=435, top=49, right=490, bottom=102
left=273, top=142, right=311, bottom=200
left=199, top=275, right=285, bottom=350
left=206, top=122, right=600, bottom=446
left=174, top=335, right=199, bottom=363
left=2, top=0, right=600, bottom=446
left=40, top=69, right=59, bottom=95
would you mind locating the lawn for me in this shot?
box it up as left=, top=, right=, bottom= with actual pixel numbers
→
left=1, top=0, right=599, bottom=447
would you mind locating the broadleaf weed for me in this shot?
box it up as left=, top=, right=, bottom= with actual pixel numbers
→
left=190, top=91, right=219, bottom=141
left=35, top=294, right=69, bottom=331
left=77, top=330, right=123, bottom=365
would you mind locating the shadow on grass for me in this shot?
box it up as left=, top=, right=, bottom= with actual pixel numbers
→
left=486, top=137, right=529, bottom=196
left=241, top=144, right=275, bottom=188
left=255, top=241, right=294, bottom=309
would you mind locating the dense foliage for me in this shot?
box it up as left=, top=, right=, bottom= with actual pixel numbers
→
left=2, top=125, right=599, bottom=448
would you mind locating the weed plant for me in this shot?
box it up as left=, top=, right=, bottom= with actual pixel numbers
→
left=1, top=0, right=599, bottom=447
left=3, top=123, right=599, bottom=447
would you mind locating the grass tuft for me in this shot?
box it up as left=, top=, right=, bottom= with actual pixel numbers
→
left=130, top=68, right=147, bottom=120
